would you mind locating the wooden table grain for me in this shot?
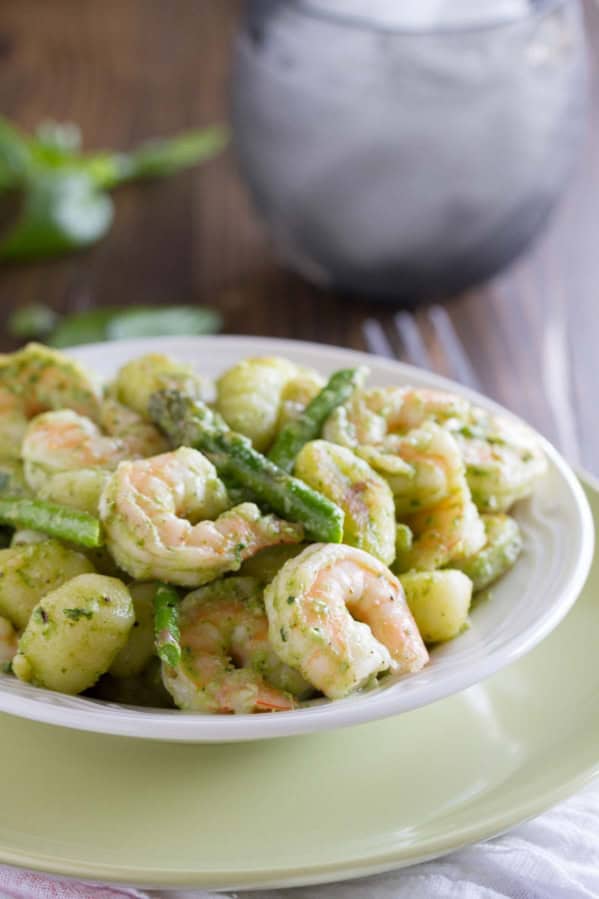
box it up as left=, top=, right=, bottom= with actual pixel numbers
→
left=0, top=0, right=597, bottom=473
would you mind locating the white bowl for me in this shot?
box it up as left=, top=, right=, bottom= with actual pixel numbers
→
left=0, top=336, right=593, bottom=742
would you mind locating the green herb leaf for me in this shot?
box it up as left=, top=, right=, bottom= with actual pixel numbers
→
left=47, top=308, right=119, bottom=348
left=7, top=303, right=58, bottom=339
left=0, top=171, right=113, bottom=262
left=108, top=306, right=223, bottom=340
left=88, top=125, right=229, bottom=189
left=0, top=117, right=227, bottom=262
left=34, top=120, right=82, bottom=160
left=0, top=118, right=31, bottom=191
left=63, top=607, right=93, bottom=622
left=48, top=305, right=222, bottom=348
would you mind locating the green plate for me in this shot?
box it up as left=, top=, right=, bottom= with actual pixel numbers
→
left=0, top=478, right=597, bottom=891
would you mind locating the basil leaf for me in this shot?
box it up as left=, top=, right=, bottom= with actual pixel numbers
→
left=48, top=305, right=222, bottom=348
left=7, top=303, right=58, bottom=339
left=0, top=171, right=113, bottom=262
left=108, top=306, right=222, bottom=340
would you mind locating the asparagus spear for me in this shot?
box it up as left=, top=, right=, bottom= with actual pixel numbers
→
left=268, top=367, right=366, bottom=472
left=154, top=583, right=181, bottom=668
left=148, top=391, right=344, bottom=543
left=0, top=496, right=102, bottom=548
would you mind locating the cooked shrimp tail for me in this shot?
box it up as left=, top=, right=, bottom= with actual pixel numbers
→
left=264, top=544, right=428, bottom=699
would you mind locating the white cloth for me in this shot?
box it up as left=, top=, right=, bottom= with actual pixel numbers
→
left=1, top=782, right=597, bottom=899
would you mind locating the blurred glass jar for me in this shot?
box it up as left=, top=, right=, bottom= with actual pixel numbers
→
left=230, top=0, right=588, bottom=301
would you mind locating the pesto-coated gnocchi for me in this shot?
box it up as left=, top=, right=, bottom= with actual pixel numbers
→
left=109, top=581, right=157, bottom=678
left=217, top=356, right=319, bottom=451
left=399, top=570, right=473, bottom=644
left=0, top=458, right=30, bottom=497
left=0, top=616, right=17, bottom=666
left=12, top=574, right=134, bottom=694
left=277, top=367, right=325, bottom=430
left=0, top=540, right=95, bottom=629
left=110, top=353, right=207, bottom=419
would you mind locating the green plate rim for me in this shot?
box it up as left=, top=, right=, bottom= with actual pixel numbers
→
left=0, top=471, right=596, bottom=891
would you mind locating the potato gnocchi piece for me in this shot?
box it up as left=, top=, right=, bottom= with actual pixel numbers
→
left=0, top=616, right=18, bottom=667
left=12, top=574, right=134, bottom=694
left=110, top=353, right=207, bottom=419
left=399, top=570, right=473, bottom=644
left=277, top=367, right=325, bottom=430
left=99, top=397, right=168, bottom=457
left=0, top=540, right=95, bottom=629
left=217, top=357, right=322, bottom=452
left=109, top=582, right=157, bottom=679
left=0, top=458, right=31, bottom=496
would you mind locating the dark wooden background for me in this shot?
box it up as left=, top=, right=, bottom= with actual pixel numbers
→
left=0, top=0, right=597, bottom=473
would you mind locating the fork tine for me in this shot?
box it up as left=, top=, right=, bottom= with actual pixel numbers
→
left=363, top=318, right=395, bottom=358
left=427, top=305, right=482, bottom=391
left=393, top=311, right=432, bottom=369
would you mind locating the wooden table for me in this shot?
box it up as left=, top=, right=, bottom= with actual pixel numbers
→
left=0, top=0, right=597, bottom=473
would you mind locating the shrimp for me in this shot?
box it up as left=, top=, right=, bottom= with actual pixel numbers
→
left=452, top=410, right=547, bottom=512
left=0, top=616, right=18, bottom=667
left=0, top=344, right=101, bottom=459
left=21, top=410, right=135, bottom=514
left=23, top=407, right=170, bottom=514
left=393, top=425, right=485, bottom=571
left=327, top=385, right=547, bottom=514
left=324, top=386, right=471, bottom=514
left=294, top=440, right=396, bottom=565
left=99, top=447, right=303, bottom=586
left=324, top=386, right=469, bottom=460
left=23, top=410, right=133, bottom=477
left=162, top=577, right=313, bottom=713
left=264, top=544, right=429, bottom=699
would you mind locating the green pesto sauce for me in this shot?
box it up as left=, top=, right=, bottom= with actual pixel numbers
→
left=63, top=607, right=94, bottom=622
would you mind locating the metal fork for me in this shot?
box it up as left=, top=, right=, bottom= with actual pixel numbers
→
left=363, top=305, right=482, bottom=392
left=362, top=304, right=582, bottom=466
